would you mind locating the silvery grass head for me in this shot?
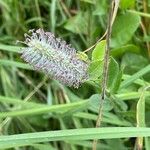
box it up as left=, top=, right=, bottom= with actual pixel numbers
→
left=19, top=29, right=89, bottom=88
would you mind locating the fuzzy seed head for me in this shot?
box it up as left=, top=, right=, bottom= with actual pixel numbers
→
left=20, top=29, right=89, bottom=88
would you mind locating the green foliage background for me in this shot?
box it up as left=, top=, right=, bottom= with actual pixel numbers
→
left=0, top=0, right=150, bottom=150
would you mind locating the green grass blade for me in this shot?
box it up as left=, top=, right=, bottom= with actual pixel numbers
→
left=136, top=89, right=146, bottom=149
left=0, top=59, right=32, bottom=70
left=0, top=96, right=43, bottom=108
left=136, top=91, right=146, bottom=127
left=128, top=10, right=150, bottom=18
left=73, top=112, right=131, bottom=126
left=0, top=127, right=150, bottom=149
left=0, top=44, right=21, bottom=53
left=116, top=92, right=150, bottom=101
left=51, top=0, right=57, bottom=32
left=120, top=64, right=150, bottom=88
left=122, top=74, right=149, bottom=86
left=0, top=100, right=89, bottom=118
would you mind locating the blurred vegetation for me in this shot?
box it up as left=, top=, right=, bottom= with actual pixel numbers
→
left=0, top=0, right=150, bottom=150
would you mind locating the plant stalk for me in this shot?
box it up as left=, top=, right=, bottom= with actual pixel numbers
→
left=92, top=0, right=119, bottom=149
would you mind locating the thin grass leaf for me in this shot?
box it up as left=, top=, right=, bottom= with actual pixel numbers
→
left=51, top=0, right=57, bottom=32
left=0, top=44, right=21, bottom=53
left=120, top=64, right=150, bottom=88
left=0, top=127, right=150, bottom=149
left=0, top=96, right=43, bottom=108
left=73, top=112, right=131, bottom=126
left=136, top=89, right=146, bottom=149
left=0, top=59, right=32, bottom=70
left=116, top=92, right=150, bottom=101
left=128, top=10, right=150, bottom=18
left=0, top=100, right=89, bottom=118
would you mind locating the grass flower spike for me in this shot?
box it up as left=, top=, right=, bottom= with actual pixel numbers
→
left=20, top=29, right=89, bottom=88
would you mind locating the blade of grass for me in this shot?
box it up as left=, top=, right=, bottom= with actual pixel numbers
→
left=116, top=92, right=150, bottom=101
left=122, top=74, right=149, bottom=86
left=1, top=91, right=149, bottom=118
left=73, top=112, right=131, bottom=126
left=34, top=0, right=43, bottom=28
left=145, top=138, right=150, bottom=150
left=51, top=0, right=57, bottom=32
left=0, top=127, right=150, bottom=149
left=66, top=141, right=109, bottom=149
left=0, top=44, right=21, bottom=53
left=0, top=96, right=43, bottom=108
left=128, top=10, right=150, bottom=18
left=31, top=144, right=56, bottom=150
left=0, top=59, right=32, bottom=70
left=0, top=100, right=89, bottom=118
left=25, top=17, right=45, bottom=25
left=136, top=88, right=146, bottom=150
left=120, top=64, right=150, bottom=88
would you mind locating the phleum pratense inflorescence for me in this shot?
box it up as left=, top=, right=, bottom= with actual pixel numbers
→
left=20, top=29, right=89, bottom=88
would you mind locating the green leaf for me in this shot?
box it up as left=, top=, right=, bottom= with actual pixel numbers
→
left=92, top=40, right=106, bottom=61
left=64, top=12, right=88, bottom=34
left=112, top=70, right=123, bottom=93
left=89, top=94, right=113, bottom=112
left=113, top=97, right=128, bottom=111
left=88, top=41, right=105, bottom=79
left=111, top=12, right=140, bottom=48
left=120, top=0, right=135, bottom=9
left=0, top=127, right=150, bottom=149
left=110, top=44, right=140, bottom=58
left=108, top=57, right=121, bottom=93
left=93, top=0, right=107, bottom=16
left=88, top=60, right=103, bottom=80
left=121, top=53, right=149, bottom=73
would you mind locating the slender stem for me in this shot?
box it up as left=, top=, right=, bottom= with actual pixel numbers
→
left=92, top=1, right=115, bottom=150
left=35, top=0, right=43, bottom=28
left=83, top=0, right=119, bottom=53
left=83, top=30, right=107, bottom=53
